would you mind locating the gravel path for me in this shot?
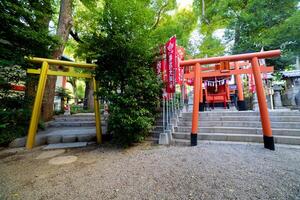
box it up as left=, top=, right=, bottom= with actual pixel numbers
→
left=0, top=142, right=300, bottom=200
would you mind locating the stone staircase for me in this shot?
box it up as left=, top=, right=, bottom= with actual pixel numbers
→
left=151, top=110, right=300, bottom=146
left=9, top=113, right=107, bottom=148
left=43, top=113, right=107, bottom=144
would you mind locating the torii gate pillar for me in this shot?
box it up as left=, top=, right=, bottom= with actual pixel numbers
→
left=251, top=57, right=275, bottom=150
left=234, top=62, right=247, bottom=110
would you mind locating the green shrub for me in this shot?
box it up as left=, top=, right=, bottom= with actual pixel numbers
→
left=78, top=0, right=162, bottom=146
left=0, top=109, right=31, bottom=146
left=106, top=69, right=162, bottom=147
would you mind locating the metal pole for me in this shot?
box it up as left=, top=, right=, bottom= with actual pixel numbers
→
left=181, top=84, right=184, bottom=110
left=170, top=93, right=173, bottom=118
left=166, top=95, right=169, bottom=129
left=172, top=93, right=175, bottom=116
left=163, top=97, right=165, bottom=132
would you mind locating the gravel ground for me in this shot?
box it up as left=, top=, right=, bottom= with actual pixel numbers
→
left=0, top=142, right=300, bottom=200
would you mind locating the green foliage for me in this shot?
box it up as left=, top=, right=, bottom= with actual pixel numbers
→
left=0, top=0, right=57, bottom=146
left=150, top=9, right=197, bottom=49
left=56, top=87, right=73, bottom=100
left=78, top=0, right=162, bottom=146
left=0, top=0, right=57, bottom=68
left=193, top=0, right=299, bottom=69
left=0, top=109, right=30, bottom=146
left=76, top=80, right=85, bottom=100
left=70, top=104, right=93, bottom=114
left=198, top=35, right=225, bottom=57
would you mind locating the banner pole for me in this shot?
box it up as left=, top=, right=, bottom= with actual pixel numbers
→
left=166, top=95, right=169, bottom=129
left=163, top=96, right=165, bottom=133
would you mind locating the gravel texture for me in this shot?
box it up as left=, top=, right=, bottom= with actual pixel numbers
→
left=0, top=142, right=300, bottom=200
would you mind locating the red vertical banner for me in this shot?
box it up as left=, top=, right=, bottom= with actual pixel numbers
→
left=161, top=56, right=167, bottom=83
left=248, top=73, right=256, bottom=93
left=156, top=60, right=161, bottom=77
left=165, top=36, right=176, bottom=93
left=160, top=46, right=167, bottom=83
left=176, top=46, right=185, bottom=85
left=155, top=46, right=167, bottom=83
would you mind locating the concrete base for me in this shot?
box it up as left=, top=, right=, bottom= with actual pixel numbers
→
left=199, top=103, right=205, bottom=112
left=44, top=142, right=87, bottom=150
left=159, top=132, right=169, bottom=145
left=191, top=133, right=197, bottom=146
left=263, top=135, right=275, bottom=150
left=166, top=129, right=173, bottom=142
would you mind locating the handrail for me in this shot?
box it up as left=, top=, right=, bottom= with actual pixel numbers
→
left=25, top=57, right=97, bottom=69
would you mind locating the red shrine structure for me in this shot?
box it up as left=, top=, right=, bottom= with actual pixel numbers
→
left=181, top=50, right=281, bottom=150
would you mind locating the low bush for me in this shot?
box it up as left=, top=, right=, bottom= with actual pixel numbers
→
left=0, top=108, right=31, bottom=146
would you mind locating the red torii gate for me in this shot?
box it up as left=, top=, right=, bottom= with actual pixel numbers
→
left=180, top=50, right=281, bottom=150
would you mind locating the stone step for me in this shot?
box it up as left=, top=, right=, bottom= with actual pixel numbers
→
left=53, top=117, right=104, bottom=122
left=48, top=121, right=106, bottom=127
left=181, top=110, right=300, bottom=117
left=219, top=116, right=300, bottom=122
left=173, top=133, right=300, bottom=145
left=149, top=130, right=161, bottom=138
left=9, top=127, right=101, bottom=147
left=54, top=114, right=96, bottom=118
left=175, top=127, right=300, bottom=136
left=43, top=142, right=88, bottom=150
left=177, top=121, right=300, bottom=129
left=179, top=115, right=300, bottom=122
left=145, top=137, right=159, bottom=143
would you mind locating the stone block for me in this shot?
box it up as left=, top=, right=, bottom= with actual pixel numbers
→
left=47, top=135, right=62, bottom=144
left=9, top=137, right=26, bottom=148
left=62, top=135, right=77, bottom=143
left=77, top=135, right=95, bottom=142
left=35, top=135, right=47, bottom=146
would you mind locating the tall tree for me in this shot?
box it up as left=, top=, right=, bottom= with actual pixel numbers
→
left=193, top=0, right=299, bottom=69
left=42, top=0, right=73, bottom=121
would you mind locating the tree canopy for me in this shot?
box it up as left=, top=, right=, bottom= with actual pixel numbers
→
left=193, top=0, right=299, bottom=69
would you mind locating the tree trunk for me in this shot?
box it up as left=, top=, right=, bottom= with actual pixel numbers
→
left=83, top=80, right=90, bottom=110
left=87, top=79, right=94, bottom=110
left=42, top=0, right=73, bottom=121
left=67, top=77, right=77, bottom=104
left=61, top=98, right=65, bottom=112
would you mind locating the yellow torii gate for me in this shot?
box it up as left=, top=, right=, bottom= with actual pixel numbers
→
left=25, top=57, right=102, bottom=149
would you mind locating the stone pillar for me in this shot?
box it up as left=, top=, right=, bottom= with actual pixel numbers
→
left=273, top=85, right=283, bottom=109
left=253, top=93, right=259, bottom=111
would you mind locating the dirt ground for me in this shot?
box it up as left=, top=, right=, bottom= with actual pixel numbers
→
left=0, top=142, right=300, bottom=200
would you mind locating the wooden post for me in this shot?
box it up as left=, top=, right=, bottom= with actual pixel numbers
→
left=191, top=63, right=201, bottom=146
left=251, top=57, right=274, bottom=150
